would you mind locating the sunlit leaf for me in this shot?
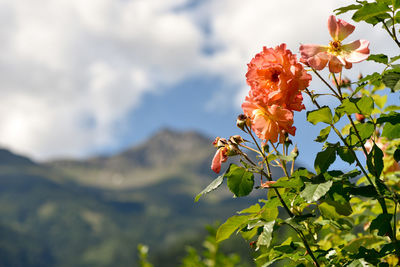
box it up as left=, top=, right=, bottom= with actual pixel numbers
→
left=307, top=106, right=332, bottom=125
left=226, top=164, right=254, bottom=197
left=315, top=126, right=331, bottom=143
left=300, top=180, right=333, bottom=203
left=334, top=4, right=362, bottom=15
left=352, top=2, right=391, bottom=25
left=195, top=174, right=225, bottom=202
left=216, top=215, right=250, bottom=243
left=256, top=221, right=275, bottom=248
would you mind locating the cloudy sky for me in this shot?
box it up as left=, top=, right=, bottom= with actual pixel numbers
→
left=0, top=0, right=396, bottom=163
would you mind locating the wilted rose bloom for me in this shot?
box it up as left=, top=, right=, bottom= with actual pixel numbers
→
left=242, top=98, right=295, bottom=143
left=261, top=181, right=276, bottom=188
left=211, top=146, right=228, bottom=174
left=246, top=44, right=311, bottom=111
left=299, top=15, right=370, bottom=73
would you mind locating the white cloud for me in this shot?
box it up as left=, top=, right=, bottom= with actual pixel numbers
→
left=0, top=0, right=204, bottom=159
left=0, top=0, right=395, bottom=159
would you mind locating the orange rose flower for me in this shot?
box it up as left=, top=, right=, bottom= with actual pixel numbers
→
left=246, top=44, right=311, bottom=111
left=242, top=97, right=295, bottom=143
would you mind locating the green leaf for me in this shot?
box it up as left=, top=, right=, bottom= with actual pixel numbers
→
left=336, top=97, right=374, bottom=116
left=195, top=174, right=225, bottom=202
left=370, top=214, right=393, bottom=236
left=226, top=164, right=254, bottom=197
left=347, top=122, right=375, bottom=146
left=337, top=146, right=355, bottom=164
left=358, top=72, right=382, bottom=84
left=342, top=169, right=361, bottom=179
left=238, top=203, right=260, bottom=214
left=358, top=97, right=375, bottom=115
left=377, top=112, right=400, bottom=139
left=394, top=148, right=400, bottom=162
left=390, top=55, right=400, bottom=63
left=367, top=53, right=388, bottom=64
left=367, top=144, right=384, bottom=178
left=382, top=68, right=400, bottom=92
left=315, top=126, right=331, bottom=143
left=343, top=236, right=386, bottom=254
left=350, top=185, right=379, bottom=198
left=307, top=106, right=332, bottom=125
left=324, top=199, right=352, bottom=216
left=272, top=176, right=304, bottom=189
left=382, top=123, right=400, bottom=139
left=372, top=94, right=387, bottom=109
left=352, top=2, right=391, bottom=24
left=377, top=112, right=400, bottom=124
left=261, top=205, right=279, bottom=221
left=347, top=259, right=374, bottom=267
left=256, top=221, right=275, bottom=248
left=300, top=180, right=333, bottom=203
left=355, top=122, right=375, bottom=140
left=334, top=4, right=362, bottom=15
left=384, top=105, right=400, bottom=112
left=216, top=215, right=250, bottom=242
left=318, top=201, right=341, bottom=220
left=314, top=147, right=336, bottom=174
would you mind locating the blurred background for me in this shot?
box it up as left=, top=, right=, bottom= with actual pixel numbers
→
left=0, top=0, right=396, bottom=266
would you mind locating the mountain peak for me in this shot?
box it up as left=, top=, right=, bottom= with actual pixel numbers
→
left=148, top=127, right=211, bottom=146
left=115, top=128, right=213, bottom=167
left=0, top=148, right=35, bottom=166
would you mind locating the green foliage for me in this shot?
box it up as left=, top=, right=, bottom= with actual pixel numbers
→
left=367, top=144, right=384, bottom=178
left=216, top=215, right=250, bottom=243
left=256, top=221, right=275, bottom=248
left=226, top=164, right=254, bottom=197
left=138, top=245, right=153, bottom=267
left=315, top=126, right=331, bottom=143
left=314, top=146, right=336, bottom=174
left=352, top=2, right=391, bottom=25
left=336, top=97, right=374, bottom=116
left=201, top=1, right=400, bottom=266
left=195, top=173, right=225, bottom=202
left=301, top=180, right=333, bottom=203
left=368, top=53, right=389, bottom=64
left=337, top=146, right=356, bottom=164
left=382, top=68, right=400, bottom=92
left=307, top=106, right=333, bottom=125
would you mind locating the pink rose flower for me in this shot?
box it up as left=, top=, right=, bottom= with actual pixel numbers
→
left=299, top=15, right=370, bottom=73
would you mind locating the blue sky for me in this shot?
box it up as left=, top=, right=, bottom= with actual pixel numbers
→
left=0, top=0, right=397, bottom=166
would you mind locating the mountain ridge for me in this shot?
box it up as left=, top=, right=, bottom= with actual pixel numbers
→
left=0, top=128, right=266, bottom=266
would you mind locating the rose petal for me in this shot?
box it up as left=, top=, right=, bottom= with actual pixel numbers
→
left=328, top=15, right=338, bottom=40
left=328, top=56, right=343, bottom=73
left=328, top=15, right=355, bottom=41
left=299, top=44, right=328, bottom=58
left=342, top=40, right=370, bottom=63
left=336, top=18, right=355, bottom=41
left=307, top=52, right=330, bottom=70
